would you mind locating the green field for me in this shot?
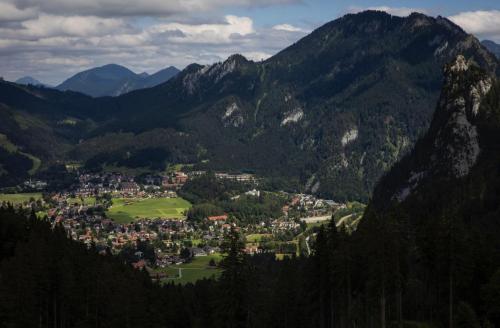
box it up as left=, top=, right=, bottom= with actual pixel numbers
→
left=67, top=197, right=96, bottom=205
left=107, top=197, right=191, bottom=223
left=246, top=233, right=272, bottom=243
left=0, top=193, right=42, bottom=204
left=159, top=254, right=222, bottom=285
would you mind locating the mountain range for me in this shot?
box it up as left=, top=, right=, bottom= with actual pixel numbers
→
left=0, top=11, right=498, bottom=202
left=56, top=64, right=180, bottom=97
left=483, top=40, right=500, bottom=58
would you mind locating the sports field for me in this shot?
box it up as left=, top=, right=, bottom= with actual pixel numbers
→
left=107, top=197, right=191, bottom=223
left=0, top=193, right=42, bottom=204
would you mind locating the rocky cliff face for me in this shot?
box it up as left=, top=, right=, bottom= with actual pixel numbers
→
left=357, top=56, right=500, bottom=327
left=371, top=55, right=499, bottom=209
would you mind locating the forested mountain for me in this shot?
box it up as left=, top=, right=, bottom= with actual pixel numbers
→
left=1, top=54, right=500, bottom=327
left=357, top=55, right=500, bottom=327
left=482, top=40, right=500, bottom=58
left=60, top=11, right=500, bottom=201
left=56, top=64, right=180, bottom=97
left=1, top=11, right=499, bottom=201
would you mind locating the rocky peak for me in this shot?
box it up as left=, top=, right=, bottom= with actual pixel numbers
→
left=448, top=55, right=469, bottom=73
left=387, top=56, right=496, bottom=203
left=440, top=55, right=493, bottom=118
left=181, top=55, right=252, bottom=95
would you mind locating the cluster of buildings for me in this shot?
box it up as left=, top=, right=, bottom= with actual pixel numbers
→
left=73, top=172, right=189, bottom=198
left=9, top=169, right=350, bottom=280
left=75, top=173, right=139, bottom=197
left=161, top=172, right=188, bottom=190
left=214, top=172, right=256, bottom=183
left=23, top=179, right=48, bottom=190
left=283, top=193, right=343, bottom=218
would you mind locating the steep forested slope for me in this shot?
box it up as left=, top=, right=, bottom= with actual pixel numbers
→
left=79, top=11, right=499, bottom=201
left=356, top=55, right=500, bottom=326
left=1, top=11, right=498, bottom=201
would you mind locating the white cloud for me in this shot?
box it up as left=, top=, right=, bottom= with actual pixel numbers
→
left=149, top=15, right=255, bottom=44
left=349, top=6, right=428, bottom=17
left=1, top=0, right=300, bottom=18
left=0, top=2, right=38, bottom=22
left=449, top=10, right=500, bottom=40
left=272, top=24, right=306, bottom=33
left=0, top=0, right=306, bottom=85
left=35, top=57, right=92, bottom=66
left=22, top=15, right=129, bottom=38
left=0, top=13, right=307, bottom=85
left=242, top=51, right=272, bottom=61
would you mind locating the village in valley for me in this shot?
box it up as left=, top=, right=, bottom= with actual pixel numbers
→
left=0, top=168, right=364, bottom=284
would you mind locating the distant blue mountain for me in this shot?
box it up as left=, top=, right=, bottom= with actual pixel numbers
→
left=15, top=76, right=48, bottom=87
left=482, top=40, right=500, bottom=58
left=56, top=64, right=180, bottom=97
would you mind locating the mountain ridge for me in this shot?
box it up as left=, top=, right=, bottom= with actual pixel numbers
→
left=0, top=11, right=499, bottom=201
left=482, top=40, right=500, bottom=58
left=56, top=63, right=180, bottom=97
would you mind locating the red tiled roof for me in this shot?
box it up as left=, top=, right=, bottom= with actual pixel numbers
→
left=208, top=215, right=228, bottom=221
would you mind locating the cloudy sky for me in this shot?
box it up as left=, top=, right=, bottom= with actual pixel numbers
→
left=1, top=0, right=499, bottom=85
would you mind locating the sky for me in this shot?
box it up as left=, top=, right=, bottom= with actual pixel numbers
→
left=0, top=0, right=499, bottom=85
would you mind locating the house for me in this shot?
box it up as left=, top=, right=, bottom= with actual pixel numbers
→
left=244, top=245, right=260, bottom=255
left=188, top=170, right=206, bottom=177
left=207, top=215, right=228, bottom=222
left=162, top=172, right=188, bottom=190
left=245, top=189, right=260, bottom=197
left=121, top=182, right=140, bottom=194
left=190, top=247, right=207, bottom=257
left=173, top=172, right=188, bottom=184
left=132, top=259, right=147, bottom=270
left=203, top=246, right=220, bottom=254
left=215, top=173, right=256, bottom=182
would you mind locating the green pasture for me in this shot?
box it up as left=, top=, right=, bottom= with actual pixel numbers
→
left=0, top=193, right=42, bottom=204
left=107, top=197, right=191, bottom=223
left=160, top=253, right=222, bottom=285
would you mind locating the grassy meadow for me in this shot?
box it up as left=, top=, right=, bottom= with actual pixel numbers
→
left=0, top=193, right=42, bottom=204
left=107, top=197, right=191, bottom=223
left=158, top=253, right=223, bottom=285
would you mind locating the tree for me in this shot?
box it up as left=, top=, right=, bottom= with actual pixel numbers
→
left=216, top=226, right=248, bottom=328
left=180, top=248, right=191, bottom=260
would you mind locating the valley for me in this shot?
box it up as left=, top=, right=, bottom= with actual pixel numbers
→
left=3, top=168, right=362, bottom=286
left=1, top=7, right=500, bottom=328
